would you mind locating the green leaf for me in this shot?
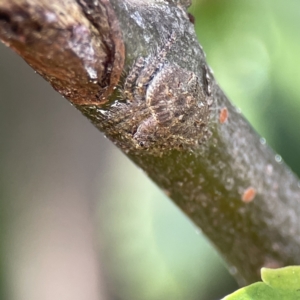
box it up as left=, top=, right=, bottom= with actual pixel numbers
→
left=261, top=266, right=300, bottom=291
left=222, top=266, right=300, bottom=300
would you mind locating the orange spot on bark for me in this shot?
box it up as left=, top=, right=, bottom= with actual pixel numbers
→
left=242, top=187, right=256, bottom=203
left=219, top=107, right=228, bottom=124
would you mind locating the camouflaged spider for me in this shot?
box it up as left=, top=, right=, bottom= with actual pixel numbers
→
left=123, top=32, right=210, bottom=148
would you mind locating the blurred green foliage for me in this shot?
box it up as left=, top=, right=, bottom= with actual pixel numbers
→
left=191, top=0, right=300, bottom=176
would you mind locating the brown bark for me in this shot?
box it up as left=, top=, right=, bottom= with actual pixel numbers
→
left=1, top=0, right=300, bottom=286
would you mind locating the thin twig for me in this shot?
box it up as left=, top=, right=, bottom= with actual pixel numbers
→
left=0, top=0, right=300, bottom=285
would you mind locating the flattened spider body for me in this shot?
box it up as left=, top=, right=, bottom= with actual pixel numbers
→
left=122, top=33, right=210, bottom=149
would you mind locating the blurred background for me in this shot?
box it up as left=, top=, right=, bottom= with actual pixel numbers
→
left=1, top=0, right=300, bottom=299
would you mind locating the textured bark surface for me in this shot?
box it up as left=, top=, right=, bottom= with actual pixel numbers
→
left=1, top=0, right=300, bottom=286
left=0, top=0, right=124, bottom=105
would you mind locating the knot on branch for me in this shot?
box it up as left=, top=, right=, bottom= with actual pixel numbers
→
left=0, top=0, right=125, bottom=106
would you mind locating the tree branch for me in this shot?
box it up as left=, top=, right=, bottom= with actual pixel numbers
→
left=1, top=0, right=300, bottom=286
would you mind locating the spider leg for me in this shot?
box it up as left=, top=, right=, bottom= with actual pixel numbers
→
left=135, top=31, right=177, bottom=98
left=123, top=57, right=145, bottom=102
